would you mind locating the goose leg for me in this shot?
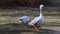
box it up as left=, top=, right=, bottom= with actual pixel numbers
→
left=34, top=24, right=40, bottom=32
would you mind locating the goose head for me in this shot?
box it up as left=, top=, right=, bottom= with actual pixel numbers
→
left=39, top=4, right=44, bottom=16
left=40, top=4, right=44, bottom=10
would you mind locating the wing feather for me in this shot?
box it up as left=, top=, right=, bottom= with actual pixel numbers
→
left=28, top=17, right=39, bottom=25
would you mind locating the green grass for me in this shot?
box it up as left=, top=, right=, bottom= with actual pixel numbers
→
left=0, top=8, right=60, bottom=34
left=0, top=9, right=60, bottom=24
left=0, top=16, right=60, bottom=24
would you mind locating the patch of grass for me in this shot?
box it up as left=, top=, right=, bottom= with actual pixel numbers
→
left=0, top=9, right=60, bottom=17
left=0, top=8, right=60, bottom=34
left=0, top=16, right=60, bottom=25
left=0, top=9, right=60, bottom=26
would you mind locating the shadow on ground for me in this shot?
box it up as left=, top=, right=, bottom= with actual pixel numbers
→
left=0, top=29, right=60, bottom=34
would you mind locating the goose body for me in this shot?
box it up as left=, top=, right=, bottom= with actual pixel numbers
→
left=19, top=16, right=30, bottom=23
left=28, top=4, right=44, bottom=26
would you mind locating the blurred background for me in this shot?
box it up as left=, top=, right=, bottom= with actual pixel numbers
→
left=0, top=0, right=60, bottom=34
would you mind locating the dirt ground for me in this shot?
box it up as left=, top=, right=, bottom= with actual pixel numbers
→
left=0, top=26, right=60, bottom=34
left=42, top=26, right=60, bottom=34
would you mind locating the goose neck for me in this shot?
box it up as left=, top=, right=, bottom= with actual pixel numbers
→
left=40, top=9, right=43, bottom=16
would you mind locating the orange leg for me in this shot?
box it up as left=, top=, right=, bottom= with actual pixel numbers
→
left=33, top=25, right=40, bottom=32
